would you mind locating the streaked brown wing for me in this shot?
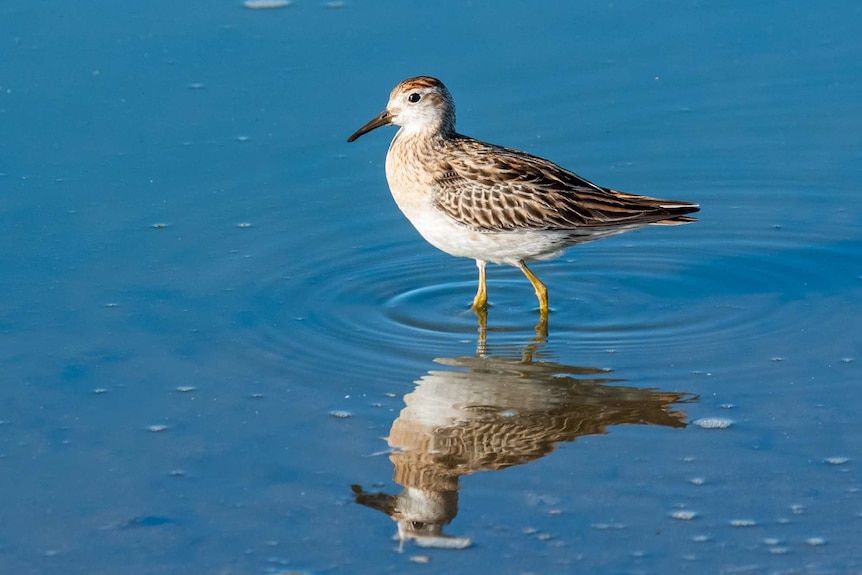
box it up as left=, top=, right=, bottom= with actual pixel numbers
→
left=433, top=136, right=697, bottom=232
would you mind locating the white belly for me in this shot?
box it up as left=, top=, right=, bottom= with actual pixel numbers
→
left=404, top=207, right=570, bottom=265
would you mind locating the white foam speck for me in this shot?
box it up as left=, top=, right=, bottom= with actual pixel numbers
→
left=693, top=417, right=733, bottom=429
left=825, top=456, right=849, bottom=465
left=244, top=0, right=291, bottom=8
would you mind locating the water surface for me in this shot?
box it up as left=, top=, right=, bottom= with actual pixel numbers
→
left=1, top=1, right=860, bottom=573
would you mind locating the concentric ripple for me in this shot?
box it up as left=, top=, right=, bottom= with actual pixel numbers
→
left=543, top=227, right=862, bottom=355
left=224, top=205, right=861, bottom=381
left=226, top=213, right=492, bottom=381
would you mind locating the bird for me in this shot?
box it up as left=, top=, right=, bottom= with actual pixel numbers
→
left=347, top=76, right=699, bottom=320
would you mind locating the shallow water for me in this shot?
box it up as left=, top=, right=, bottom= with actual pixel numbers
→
left=2, top=1, right=861, bottom=573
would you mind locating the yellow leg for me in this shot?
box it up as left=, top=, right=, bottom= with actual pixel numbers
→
left=517, top=261, right=548, bottom=316
left=472, top=259, right=488, bottom=310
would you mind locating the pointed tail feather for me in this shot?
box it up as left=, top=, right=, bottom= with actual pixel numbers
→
left=651, top=215, right=698, bottom=225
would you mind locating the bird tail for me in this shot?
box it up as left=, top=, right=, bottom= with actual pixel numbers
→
left=652, top=215, right=698, bottom=225
left=651, top=199, right=700, bottom=225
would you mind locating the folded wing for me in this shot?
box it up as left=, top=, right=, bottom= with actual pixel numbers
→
left=433, top=136, right=699, bottom=232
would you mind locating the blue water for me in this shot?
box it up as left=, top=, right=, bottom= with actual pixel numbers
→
left=2, top=1, right=861, bottom=573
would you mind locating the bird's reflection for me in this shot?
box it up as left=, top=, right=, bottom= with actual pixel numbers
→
left=352, top=329, right=696, bottom=550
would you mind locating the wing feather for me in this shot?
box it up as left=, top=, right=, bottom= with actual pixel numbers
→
left=433, top=136, right=698, bottom=232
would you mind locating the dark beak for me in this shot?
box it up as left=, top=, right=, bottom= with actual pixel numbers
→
left=347, top=110, right=392, bottom=142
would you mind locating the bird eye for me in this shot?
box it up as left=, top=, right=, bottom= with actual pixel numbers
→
left=408, top=93, right=421, bottom=103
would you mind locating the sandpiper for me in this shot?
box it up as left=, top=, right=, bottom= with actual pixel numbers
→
left=348, top=76, right=699, bottom=318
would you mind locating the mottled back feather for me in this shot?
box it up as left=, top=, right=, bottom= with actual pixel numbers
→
left=433, top=135, right=698, bottom=233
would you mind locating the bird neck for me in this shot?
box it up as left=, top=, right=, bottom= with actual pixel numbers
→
left=393, top=121, right=454, bottom=147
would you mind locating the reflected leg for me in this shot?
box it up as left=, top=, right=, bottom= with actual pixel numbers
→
left=474, top=305, right=488, bottom=355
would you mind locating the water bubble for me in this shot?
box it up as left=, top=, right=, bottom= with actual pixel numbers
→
left=591, top=523, right=626, bottom=530
left=824, top=456, right=849, bottom=465
left=243, top=0, right=292, bottom=8
left=693, top=417, right=733, bottom=429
